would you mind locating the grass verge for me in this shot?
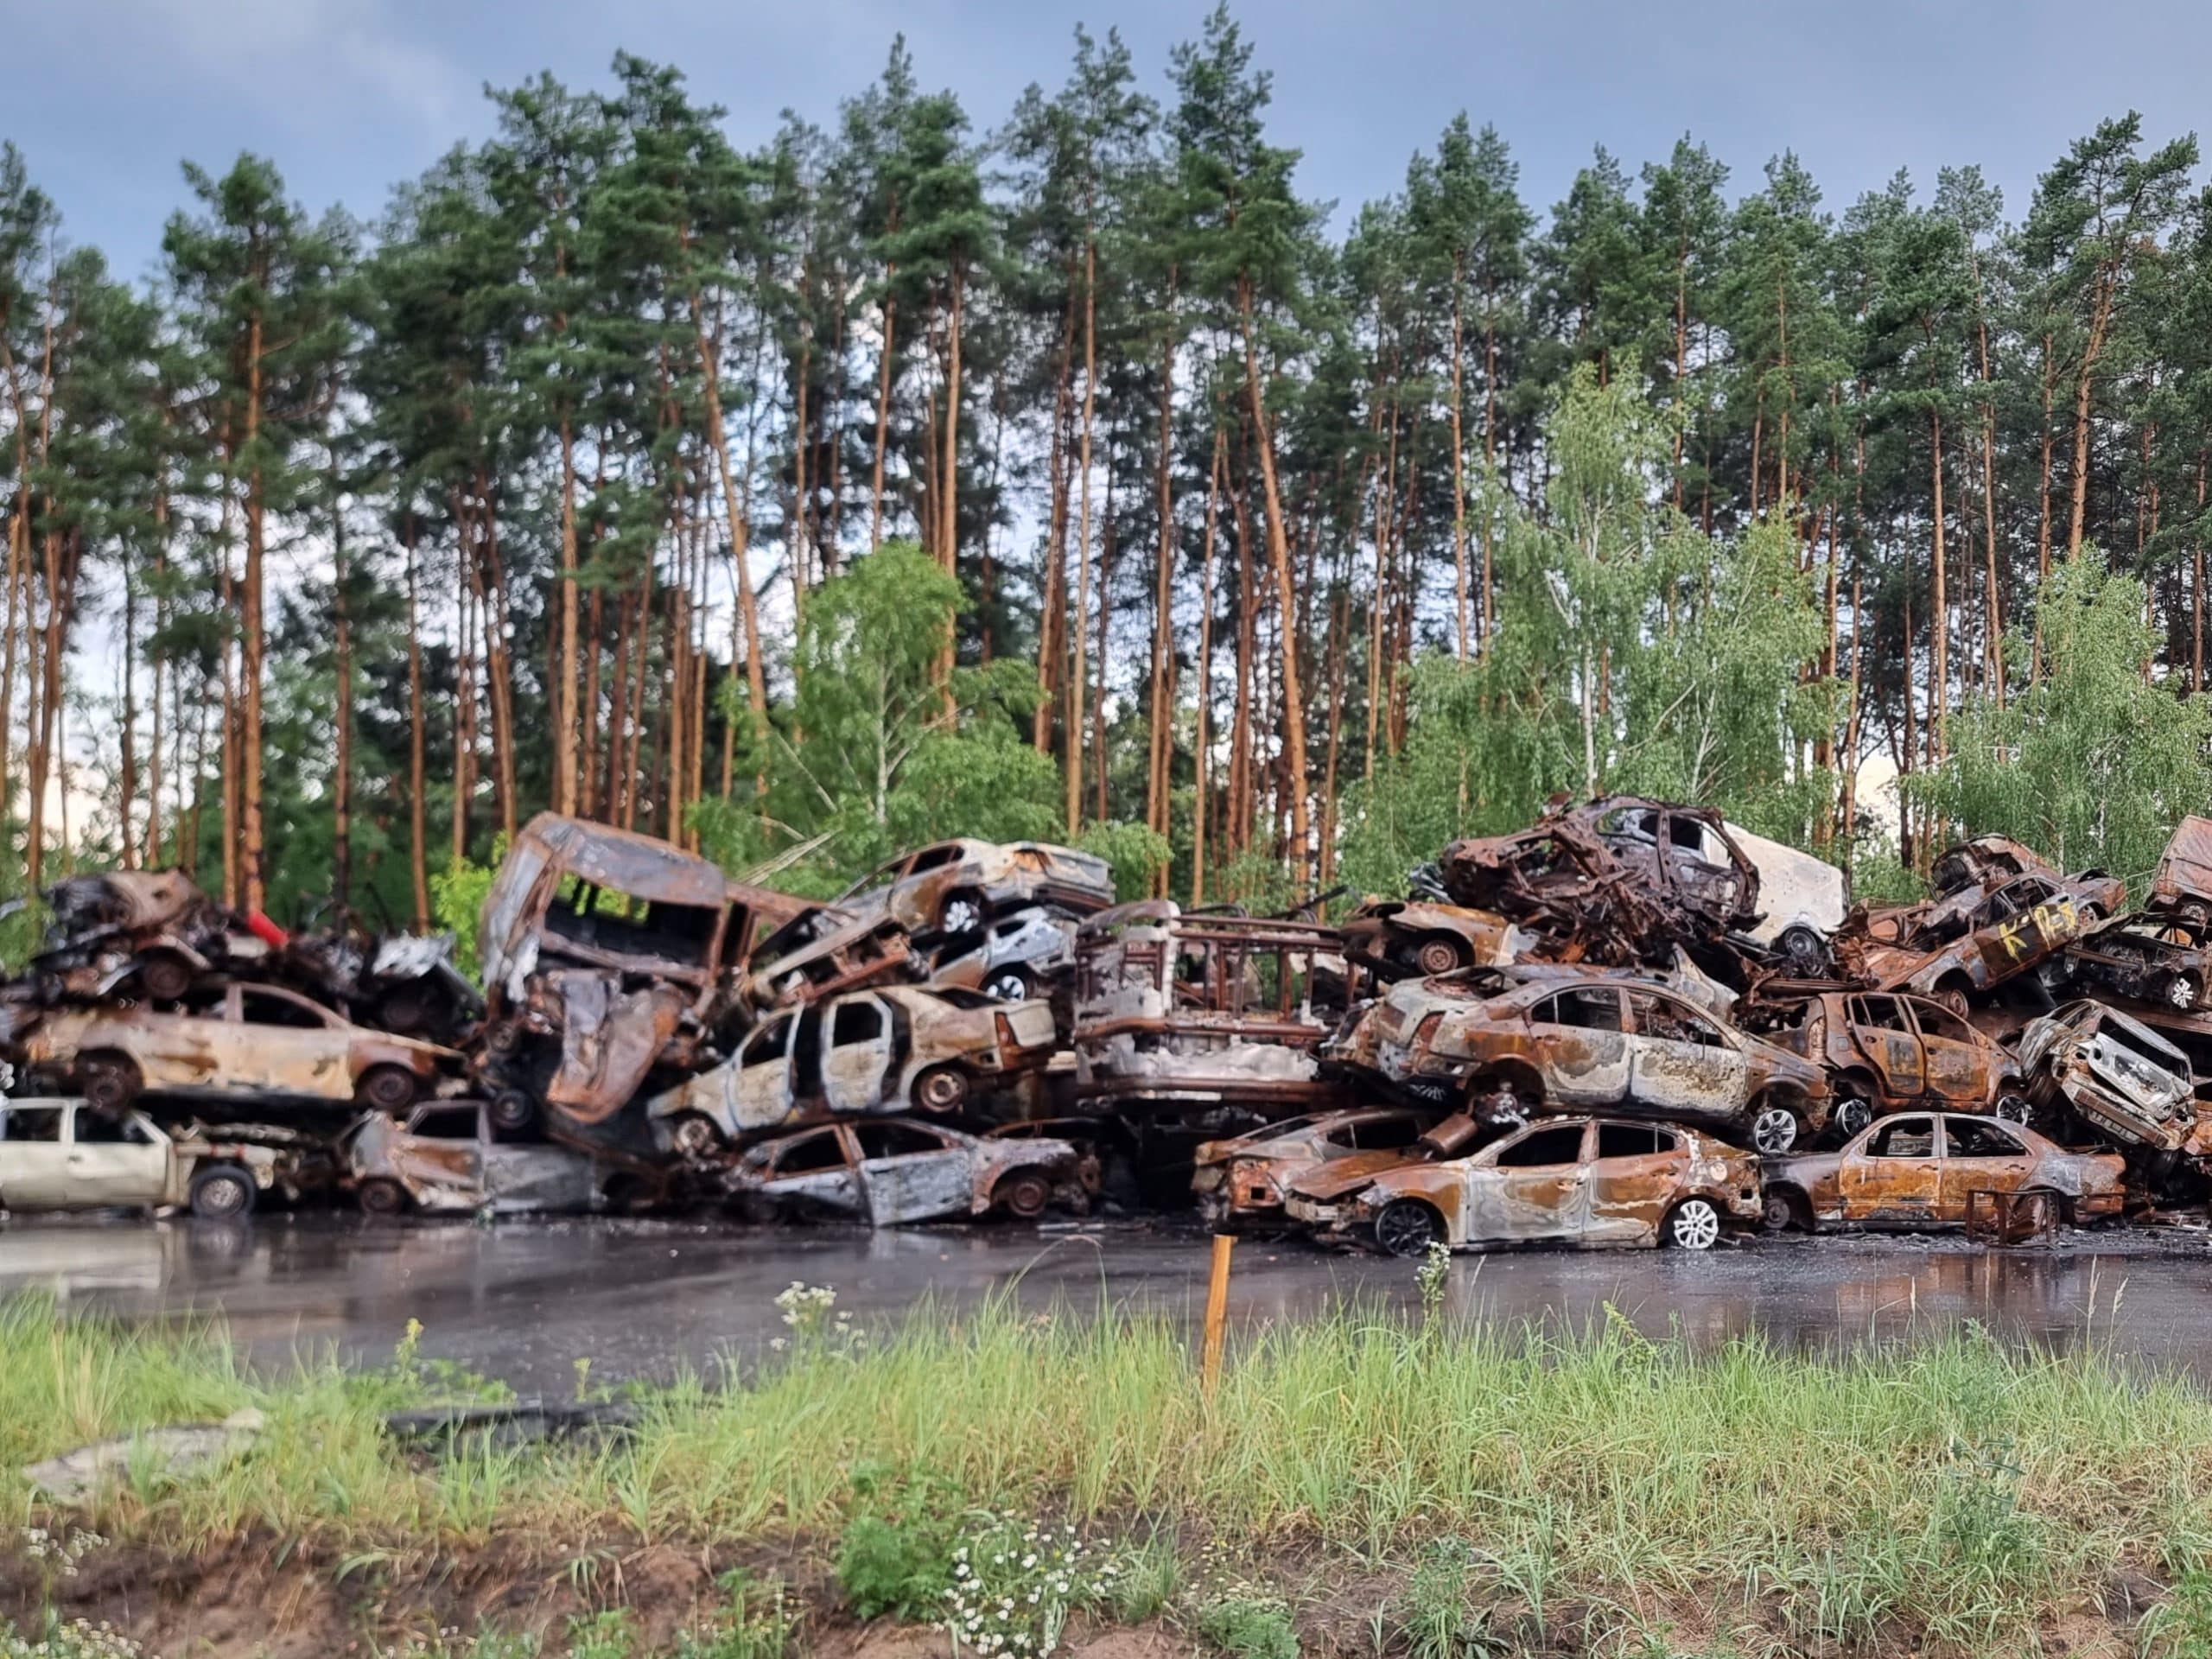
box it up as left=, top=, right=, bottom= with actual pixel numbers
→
left=3, top=1289, right=2211, bottom=1655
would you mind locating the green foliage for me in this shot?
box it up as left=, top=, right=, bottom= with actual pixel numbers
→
left=1401, top=1539, right=1491, bottom=1659
left=429, top=845, right=500, bottom=986
left=833, top=1467, right=964, bottom=1623
left=1193, top=1593, right=1299, bottom=1659
left=563, top=1610, right=635, bottom=1659
left=671, top=1572, right=798, bottom=1659
left=1913, top=550, right=2212, bottom=883
left=1077, top=821, right=1172, bottom=901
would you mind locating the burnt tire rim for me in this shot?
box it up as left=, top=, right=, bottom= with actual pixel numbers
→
left=1669, top=1198, right=1721, bottom=1250
left=360, top=1069, right=416, bottom=1111
left=2170, top=975, right=2201, bottom=1011
left=83, top=1064, right=136, bottom=1112
left=1000, top=1175, right=1049, bottom=1218
left=916, top=1068, right=968, bottom=1113
left=941, top=897, right=984, bottom=936
left=489, top=1093, right=535, bottom=1131
left=1834, top=1096, right=1874, bottom=1141
left=1761, top=1192, right=1796, bottom=1231
left=1414, top=940, right=1465, bottom=976
left=1375, top=1200, right=1440, bottom=1258
left=139, top=958, right=191, bottom=1001
left=359, top=1181, right=404, bottom=1216
left=1751, top=1107, right=1800, bottom=1154
left=1996, top=1093, right=2034, bottom=1124
left=671, top=1116, right=719, bottom=1158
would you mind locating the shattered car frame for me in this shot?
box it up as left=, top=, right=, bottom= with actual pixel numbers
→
left=346, top=1101, right=635, bottom=1216
left=1839, top=872, right=2120, bottom=1009
left=1285, top=1116, right=1762, bottom=1255
left=1338, top=899, right=1526, bottom=981
left=722, top=1116, right=1091, bottom=1225
left=2067, top=912, right=2212, bottom=1014
left=2016, top=999, right=2205, bottom=1154
left=1071, top=901, right=1355, bottom=1114
left=1190, top=1105, right=1454, bottom=1226
left=0, top=1097, right=321, bottom=1217
left=1739, top=989, right=2031, bottom=1140
left=834, top=839, right=1116, bottom=941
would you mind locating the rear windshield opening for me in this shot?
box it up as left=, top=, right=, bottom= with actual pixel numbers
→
left=544, top=878, right=721, bottom=968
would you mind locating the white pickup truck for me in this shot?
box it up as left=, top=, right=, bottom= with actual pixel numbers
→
left=0, top=1098, right=306, bottom=1217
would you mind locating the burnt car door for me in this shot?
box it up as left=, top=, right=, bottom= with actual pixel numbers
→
left=1846, top=995, right=1926, bottom=1100
left=1932, top=1115, right=2036, bottom=1226
left=1459, top=1120, right=1593, bottom=1243
left=384, top=1104, right=491, bottom=1207
left=1974, top=878, right=2077, bottom=983
left=851, top=1120, right=976, bottom=1224
left=819, top=994, right=899, bottom=1116
left=1908, top=999, right=1992, bottom=1106
left=223, top=987, right=354, bottom=1098
left=1584, top=1121, right=1691, bottom=1243
left=1521, top=987, right=1630, bottom=1107
left=1657, top=810, right=1752, bottom=920
left=65, top=1109, right=171, bottom=1208
left=480, top=1107, right=603, bottom=1211
left=759, top=1125, right=864, bottom=1216
left=1837, top=1114, right=1941, bottom=1227
left=0, top=1103, right=77, bottom=1209
left=724, top=1013, right=800, bottom=1133
left=1624, top=990, right=1749, bottom=1116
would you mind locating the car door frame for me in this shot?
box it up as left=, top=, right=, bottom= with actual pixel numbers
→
left=1624, top=989, right=1749, bottom=1117
left=1845, top=993, right=1926, bottom=1102
left=1931, top=1114, right=2037, bottom=1226
left=1457, top=1119, right=1595, bottom=1243
left=1836, top=1113, right=1943, bottom=1227
left=1518, top=987, right=1630, bottom=1107
left=62, top=1109, right=173, bottom=1208
left=818, top=992, right=899, bottom=1115
left=756, top=1124, right=865, bottom=1216
left=850, top=1121, right=980, bottom=1224
left=1584, top=1120, right=1694, bottom=1243
left=0, top=1103, right=78, bottom=1210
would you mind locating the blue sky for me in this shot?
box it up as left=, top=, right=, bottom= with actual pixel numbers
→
left=7, top=0, right=2206, bottom=281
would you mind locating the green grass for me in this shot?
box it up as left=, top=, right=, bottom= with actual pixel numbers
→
left=5, top=1291, right=2212, bottom=1652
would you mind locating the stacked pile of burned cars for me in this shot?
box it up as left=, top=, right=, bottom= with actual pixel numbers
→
left=10, top=801, right=2212, bottom=1253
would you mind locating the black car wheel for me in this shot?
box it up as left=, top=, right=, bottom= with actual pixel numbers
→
left=1375, top=1199, right=1442, bottom=1258
left=188, top=1166, right=256, bottom=1219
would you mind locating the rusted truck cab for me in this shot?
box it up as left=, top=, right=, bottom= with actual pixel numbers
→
left=474, top=814, right=805, bottom=1160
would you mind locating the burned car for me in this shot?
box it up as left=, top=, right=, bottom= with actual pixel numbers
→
left=928, top=909, right=1078, bottom=1002
left=1740, top=990, right=2031, bottom=1140
left=1338, top=899, right=1526, bottom=980
left=1189, top=1106, right=1457, bottom=1226
left=1760, top=1111, right=2126, bottom=1232
left=1286, top=1116, right=1761, bottom=1255
left=22, top=870, right=245, bottom=1003
left=474, top=814, right=808, bottom=1150
left=272, top=925, right=480, bottom=1045
left=1930, top=836, right=2057, bottom=899
left=722, top=1117, right=1091, bottom=1224
left=2147, top=816, right=2212, bottom=922
left=16, top=983, right=465, bottom=1114
left=834, top=839, right=1116, bottom=942
left=1438, top=797, right=1761, bottom=964
left=1339, top=969, right=1829, bottom=1152
left=1838, top=872, right=2120, bottom=1010
left=0, top=1097, right=321, bottom=1218
left=346, top=1102, right=631, bottom=1217
left=2067, top=912, right=2212, bottom=1014
left=2017, top=1000, right=2206, bottom=1155
left=1071, top=901, right=1353, bottom=1114
left=741, top=906, right=914, bottom=1011
left=1726, top=823, right=1847, bottom=977
left=647, top=984, right=1060, bottom=1153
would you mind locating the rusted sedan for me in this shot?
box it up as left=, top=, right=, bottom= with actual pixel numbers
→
left=1740, top=990, right=2031, bottom=1140
left=1189, top=1106, right=1458, bottom=1225
left=1341, top=969, right=1829, bottom=1152
left=834, top=839, right=1116, bottom=941
left=346, top=1102, right=629, bottom=1217
left=1285, top=1116, right=1763, bottom=1255
left=648, top=984, right=1061, bottom=1152
left=1760, top=1111, right=2126, bottom=1233
left=722, top=1117, right=1091, bottom=1225
left=17, top=983, right=465, bottom=1113
left=1338, top=899, right=1526, bottom=980
left=1839, top=871, right=2122, bottom=1010
left=2066, top=912, right=2212, bottom=1014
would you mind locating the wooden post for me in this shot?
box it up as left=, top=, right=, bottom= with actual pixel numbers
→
left=1200, top=1233, right=1235, bottom=1398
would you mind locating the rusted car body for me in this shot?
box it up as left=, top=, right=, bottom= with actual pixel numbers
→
left=1761, top=1111, right=2126, bottom=1231
left=346, top=1103, right=624, bottom=1216
left=1339, top=968, right=1829, bottom=1152
left=741, top=906, right=914, bottom=1011
left=1189, top=1106, right=1451, bottom=1225
left=924, top=908, right=1077, bottom=1001
left=2147, top=816, right=2212, bottom=921
left=1741, top=990, right=2031, bottom=1140
left=2016, top=1000, right=2207, bottom=1154
left=16, top=983, right=464, bottom=1114
left=2066, top=912, right=2212, bottom=1014
left=274, top=928, right=480, bottom=1044
left=834, top=839, right=1116, bottom=941
left=1931, top=836, right=2056, bottom=898
left=474, top=814, right=808, bottom=1149
left=722, top=1117, right=1090, bottom=1224
left=23, top=871, right=246, bottom=1003
left=0, top=1098, right=321, bottom=1217
left=1439, top=798, right=1761, bottom=963
left=1838, top=872, right=2121, bottom=1007
left=648, top=984, right=1060, bottom=1151
left=1286, top=1116, right=1762, bottom=1255
left=1339, top=899, right=1526, bottom=980
left=1071, top=901, right=1352, bottom=1113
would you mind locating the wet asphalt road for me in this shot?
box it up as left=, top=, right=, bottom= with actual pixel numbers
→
left=3, top=1212, right=2212, bottom=1393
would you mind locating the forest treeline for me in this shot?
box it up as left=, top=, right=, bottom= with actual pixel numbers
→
left=4, top=6, right=2212, bottom=931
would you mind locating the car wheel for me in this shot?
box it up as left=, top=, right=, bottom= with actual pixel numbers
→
left=1777, top=925, right=1830, bottom=979
left=137, top=950, right=194, bottom=1003
left=1666, top=1198, right=1723, bottom=1250
left=1749, top=1104, right=1801, bottom=1154
left=1832, top=1090, right=1876, bottom=1143
left=378, top=983, right=446, bottom=1037
left=938, top=892, right=987, bottom=938
left=912, top=1064, right=971, bottom=1116
left=354, top=1064, right=419, bottom=1113
left=1374, top=1198, right=1443, bottom=1258
left=1934, top=983, right=1972, bottom=1017
left=487, top=1090, right=538, bottom=1134
left=79, top=1054, right=143, bottom=1114
left=1994, top=1091, right=2035, bottom=1125
left=669, top=1113, right=723, bottom=1159
left=994, top=1169, right=1052, bottom=1219
left=188, top=1166, right=256, bottom=1220
left=357, top=1179, right=409, bottom=1217
left=1761, top=1188, right=1808, bottom=1234
left=2167, top=972, right=2202, bottom=1012
left=985, top=967, right=1034, bottom=1002
left=1413, top=936, right=1470, bottom=977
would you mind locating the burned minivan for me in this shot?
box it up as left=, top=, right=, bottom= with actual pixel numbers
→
left=474, top=815, right=807, bottom=1157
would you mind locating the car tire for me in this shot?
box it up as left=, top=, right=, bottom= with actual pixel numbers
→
left=912, top=1064, right=971, bottom=1116
left=669, top=1113, right=724, bottom=1159
left=1777, top=925, right=1831, bottom=979
left=355, top=1065, right=419, bottom=1113
left=488, top=1090, right=538, bottom=1135
left=1374, top=1198, right=1443, bottom=1258
left=937, top=890, right=988, bottom=941
left=1831, top=1088, right=1876, bottom=1143
left=79, top=1054, right=143, bottom=1114
left=137, top=950, right=194, bottom=1004
left=1761, top=1187, right=1811, bottom=1234
left=1413, top=936, right=1470, bottom=977
left=357, top=1179, right=409, bottom=1217
left=1748, top=1102, right=1801, bottom=1154
left=1994, top=1091, right=2035, bottom=1125
left=985, top=967, right=1034, bottom=1002
left=994, top=1169, right=1052, bottom=1219
left=188, top=1166, right=257, bottom=1220
left=1664, top=1197, right=1723, bottom=1250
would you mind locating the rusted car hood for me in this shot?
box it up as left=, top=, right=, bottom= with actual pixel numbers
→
left=1285, top=1148, right=1426, bottom=1204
